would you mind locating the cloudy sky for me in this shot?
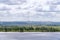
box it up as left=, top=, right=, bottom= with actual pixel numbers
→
left=0, top=0, right=60, bottom=22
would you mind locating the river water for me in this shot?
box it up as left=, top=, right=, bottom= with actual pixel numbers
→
left=0, top=32, right=60, bottom=40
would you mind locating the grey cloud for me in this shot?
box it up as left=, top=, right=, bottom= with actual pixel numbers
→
left=0, top=7, right=10, bottom=11
left=51, top=0, right=60, bottom=5
left=33, top=12, right=56, bottom=18
left=0, top=0, right=27, bottom=5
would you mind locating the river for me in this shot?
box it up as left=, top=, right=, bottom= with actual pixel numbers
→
left=0, top=32, right=60, bottom=40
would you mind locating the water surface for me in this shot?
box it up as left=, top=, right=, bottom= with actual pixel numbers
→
left=0, top=32, right=60, bottom=40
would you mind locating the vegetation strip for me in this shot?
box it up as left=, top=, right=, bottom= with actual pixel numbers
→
left=0, top=26, right=60, bottom=32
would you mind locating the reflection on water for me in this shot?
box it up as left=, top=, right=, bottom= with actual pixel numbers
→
left=0, top=32, right=60, bottom=40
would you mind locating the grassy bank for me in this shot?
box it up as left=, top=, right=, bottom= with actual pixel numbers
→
left=0, top=26, right=60, bottom=32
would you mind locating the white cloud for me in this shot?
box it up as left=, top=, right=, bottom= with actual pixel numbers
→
left=0, top=0, right=60, bottom=22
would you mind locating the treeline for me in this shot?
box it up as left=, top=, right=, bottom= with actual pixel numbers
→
left=0, top=26, right=60, bottom=32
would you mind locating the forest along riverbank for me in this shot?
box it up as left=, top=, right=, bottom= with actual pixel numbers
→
left=0, top=26, right=60, bottom=32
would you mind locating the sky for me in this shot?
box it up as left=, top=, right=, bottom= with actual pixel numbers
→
left=0, top=0, right=60, bottom=22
